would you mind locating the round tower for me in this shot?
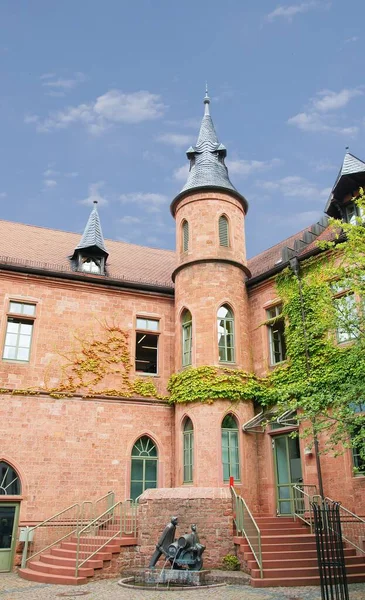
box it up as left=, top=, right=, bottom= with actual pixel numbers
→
left=171, top=91, right=256, bottom=496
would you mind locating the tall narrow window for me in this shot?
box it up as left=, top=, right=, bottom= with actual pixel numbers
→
left=332, top=282, right=359, bottom=343
left=135, top=318, right=159, bottom=374
left=351, top=425, right=365, bottom=476
left=182, top=309, right=192, bottom=367
left=130, top=436, right=158, bottom=500
left=266, top=305, right=286, bottom=365
left=183, top=418, right=194, bottom=484
left=182, top=220, right=189, bottom=252
left=0, top=462, right=21, bottom=495
left=217, top=305, right=235, bottom=363
left=219, top=215, right=229, bottom=247
left=3, top=301, right=36, bottom=362
left=222, top=414, right=240, bottom=482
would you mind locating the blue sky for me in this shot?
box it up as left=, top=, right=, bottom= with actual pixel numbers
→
left=0, top=0, right=364, bottom=258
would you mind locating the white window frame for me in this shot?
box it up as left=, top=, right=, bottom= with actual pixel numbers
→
left=2, top=301, right=36, bottom=362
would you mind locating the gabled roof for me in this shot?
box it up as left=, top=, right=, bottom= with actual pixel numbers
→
left=74, top=202, right=108, bottom=256
left=326, top=151, right=365, bottom=215
left=171, top=91, right=248, bottom=213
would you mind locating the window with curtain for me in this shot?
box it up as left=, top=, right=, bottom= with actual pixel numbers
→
left=183, top=418, right=194, bottom=484
left=217, top=305, right=235, bottom=362
left=130, top=436, right=158, bottom=500
left=182, top=309, right=192, bottom=367
left=219, top=215, right=229, bottom=247
left=182, top=220, right=189, bottom=252
left=221, top=414, right=240, bottom=482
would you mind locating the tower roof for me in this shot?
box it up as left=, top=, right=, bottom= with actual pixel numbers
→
left=171, top=89, right=248, bottom=214
left=325, top=151, right=365, bottom=215
left=74, top=201, right=108, bottom=256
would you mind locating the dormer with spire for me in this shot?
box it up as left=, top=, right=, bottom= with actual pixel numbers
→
left=71, top=201, right=108, bottom=275
left=325, top=150, right=365, bottom=222
left=170, top=87, right=248, bottom=216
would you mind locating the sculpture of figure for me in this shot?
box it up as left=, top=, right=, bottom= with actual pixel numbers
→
left=149, top=516, right=178, bottom=568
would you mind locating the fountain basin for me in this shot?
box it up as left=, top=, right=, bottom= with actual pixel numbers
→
left=119, top=569, right=226, bottom=591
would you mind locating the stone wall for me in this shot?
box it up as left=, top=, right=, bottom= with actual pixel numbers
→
left=136, top=487, right=235, bottom=570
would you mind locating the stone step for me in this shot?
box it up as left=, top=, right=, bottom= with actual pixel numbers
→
left=39, top=553, right=103, bottom=569
left=27, top=560, right=94, bottom=578
left=51, top=547, right=113, bottom=561
left=251, top=563, right=365, bottom=579
left=242, top=547, right=357, bottom=562
left=258, top=528, right=309, bottom=536
left=60, top=541, right=122, bottom=553
left=251, top=573, right=365, bottom=588
left=18, top=568, right=87, bottom=586
left=247, top=555, right=364, bottom=570
left=70, top=535, right=137, bottom=546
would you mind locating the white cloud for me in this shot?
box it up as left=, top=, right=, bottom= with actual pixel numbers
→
left=119, top=215, right=141, bottom=224
left=65, top=171, right=79, bottom=178
left=80, top=182, right=108, bottom=206
left=344, top=36, right=358, bottom=44
left=313, top=88, right=362, bottom=112
left=44, top=168, right=59, bottom=177
left=288, top=87, right=361, bottom=136
left=43, top=179, right=57, bottom=188
left=288, top=112, right=358, bottom=136
left=26, top=90, right=167, bottom=134
left=269, top=210, right=324, bottom=226
left=312, top=159, right=336, bottom=172
left=227, top=158, right=281, bottom=177
left=266, top=1, right=328, bottom=22
left=173, top=164, right=189, bottom=182
left=119, top=192, right=168, bottom=213
left=0, top=192, right=7, bottom=198
left=257, top=175, right=331, bottom=200
left=157, top=133, right=192, bottom=147
left=42, top=72, right=86, bottom=91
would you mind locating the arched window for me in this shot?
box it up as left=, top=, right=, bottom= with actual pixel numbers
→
left=182, top=309, right=192, bottom=367
left=183, top=418, right=194, bottom=484
left=221, top=414, right=240, bottom=482
left=130, top=436, right=158, bottom=500
left=182, top=220, right=189, bottom=252
left=219, top=215, right=229, bottom=247
left=217, top=305, right=235, bottom=363
left=0, top=462, right=21, bottom=495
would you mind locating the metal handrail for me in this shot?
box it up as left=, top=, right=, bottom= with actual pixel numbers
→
left=75, top=499, right=137, bottom=577
left=325, top=496, right=365, bottom=555
left=231, top=487, right=263, bottom=578
left=293, top=484, right=321, bottom=533
left=21, top=491, right=115, bottom=568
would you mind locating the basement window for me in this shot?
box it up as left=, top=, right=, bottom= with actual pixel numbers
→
left=135, top=318, right=159, bottom=374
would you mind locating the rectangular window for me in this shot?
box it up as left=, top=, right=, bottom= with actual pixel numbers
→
left=266, top=305, right=286, bottom=365
left=222, top=430, right=240, bottom=482
left=333, top=292, right=359, bottom=343
left=135, top=318, right=159, bottom=374
left=352, top=424, right=365, bottom=476
left=3, top=302, right=36, bottom=362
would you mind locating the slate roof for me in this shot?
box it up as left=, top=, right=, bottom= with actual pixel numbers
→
left=0, top=218, right=333, bottom=288
left=175, top=93, right=247, bottom=210
left=75, top=202, right=108, bottom=255
left=326, top=151, right=365, bottom=214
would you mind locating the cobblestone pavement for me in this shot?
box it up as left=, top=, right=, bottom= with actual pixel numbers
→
left=0, top=574, right=364, bottom=600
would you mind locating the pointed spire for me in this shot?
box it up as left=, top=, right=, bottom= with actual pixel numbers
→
left=204, top=83, right=210, bottom=116
left=74, top=201, right=108, bottom=256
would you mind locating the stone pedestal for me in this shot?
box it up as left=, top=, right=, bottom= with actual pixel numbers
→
left=139, top=568, right=209, bottom=586
left=137, top=487, right=234, bottom=569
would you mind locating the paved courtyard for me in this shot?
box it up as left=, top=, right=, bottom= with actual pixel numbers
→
left=0, top=574, right=364, bottom=600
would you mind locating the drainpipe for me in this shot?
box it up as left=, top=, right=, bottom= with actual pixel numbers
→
left=289, top=257, right=325, bottom=499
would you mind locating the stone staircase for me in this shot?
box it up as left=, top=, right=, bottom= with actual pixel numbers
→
left=18, top=534, right=137, bottom=585
left=234, top=516, right=365, bottom=588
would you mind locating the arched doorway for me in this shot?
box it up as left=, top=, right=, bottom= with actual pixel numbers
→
left=0, top=461, right=21, bottom=572
left=130, top=436, right=158, bottom=500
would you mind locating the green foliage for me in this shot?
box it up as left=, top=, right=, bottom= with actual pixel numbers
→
left=168, top=191, right=365, bottom=462
left=222, top=554, right=240, bottom=571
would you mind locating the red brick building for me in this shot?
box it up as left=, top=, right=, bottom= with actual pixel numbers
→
left=0, top=92, right=364, bottom=573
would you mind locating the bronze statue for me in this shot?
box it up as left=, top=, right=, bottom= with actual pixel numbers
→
left=149, top=519, right=205, bottom=570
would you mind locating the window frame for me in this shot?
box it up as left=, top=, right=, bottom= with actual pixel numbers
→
left=266, top=304, right=287, bottom=366
left=130, top=436, right=158, bottom=500
left=351, top=423, right=365, bottom=477
left=218, top=214, right=229, bottom=248
left=2, top=301, right=37, bottom=363
left=135, top=317, right=160, bottom=375
left=217, top=304, right=235, bottom=363
left=182, top=220, right=189, bottom=253
left=183, top=418, right=194, bottom=484
left=221, top=414, right=240, bottom=482
left=331, top=283, right=359, bottom=344
left=181, top=309, right=192, bottom=367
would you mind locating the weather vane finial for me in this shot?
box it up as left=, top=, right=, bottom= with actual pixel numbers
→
left=203, top=83, right=210, bottom=115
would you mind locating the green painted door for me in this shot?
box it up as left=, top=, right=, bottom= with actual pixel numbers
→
left=0, top=504, right=19, bottom=572
left=273, top=435, right=302, bottom=515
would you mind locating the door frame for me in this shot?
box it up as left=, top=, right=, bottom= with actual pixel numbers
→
left=272, top=433, right=302, bottom=516
left=0, top=502, right=20, bottom=572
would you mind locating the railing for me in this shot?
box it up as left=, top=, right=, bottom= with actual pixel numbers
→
left=75, top=499, right=137, bottom=577
left=231, top=487, right=263, bottom=578
left=293, top=484, right=321, bottom=533
left=21, top=491, right=115, bottom=568
left=325, top=497, right=365, bottom=556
